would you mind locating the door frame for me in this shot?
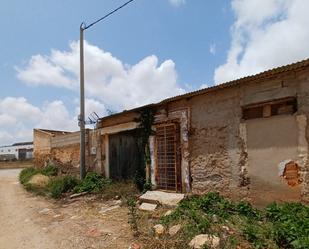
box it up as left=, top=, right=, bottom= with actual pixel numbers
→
left=154, top=122, right=182, bottom=192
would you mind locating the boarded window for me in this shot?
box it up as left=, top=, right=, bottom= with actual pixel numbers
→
left=243, top=97, right=297, bottom=120
left=243, top=106, right=264, bottom=120
left=155, top=123, right=182, bottom=192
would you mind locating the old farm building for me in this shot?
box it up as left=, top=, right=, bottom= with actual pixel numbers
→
left=34, top=59, right=309, bottom=206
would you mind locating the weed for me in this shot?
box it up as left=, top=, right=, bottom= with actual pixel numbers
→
left=41, top=164, right=58, bottom=176
left=242, top=221, right=270, bottom=249
left=199, top=192, right=234, bottom=219
left=142, top=180, right=153, bottom=193
left=19, top=167, right=39, bottom=185
left=101, top=180, right=139, bottom=200
left=74, top=172, right=111, bottom=193
left=159, top=192, right=308, bottom=249
left=226, top=235, right=239, bottom=249
left=19, top=165, right=58, bottom=185
left=133, top=171, right=146, bottom=192
left=127, top=198, right=140, bottom=237
left=234, top=201, right=261, bottom=219
left=49, top=175, right=79, bottom=199
left=265, top=202, right=309, bottom=249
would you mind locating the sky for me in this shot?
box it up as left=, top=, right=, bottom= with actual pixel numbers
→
left=1, top=0, right=309, bottom=145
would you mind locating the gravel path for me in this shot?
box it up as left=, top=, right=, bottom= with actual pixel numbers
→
left=0, top=169, right=133, bottom=249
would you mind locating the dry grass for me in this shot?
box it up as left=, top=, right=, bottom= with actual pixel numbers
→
left=28, top=174, right=50, bottom=188
left=100, top=180, right=140, bottom=200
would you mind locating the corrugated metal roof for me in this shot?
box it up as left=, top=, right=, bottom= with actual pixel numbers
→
left=100, top=58, right=309, bottom=122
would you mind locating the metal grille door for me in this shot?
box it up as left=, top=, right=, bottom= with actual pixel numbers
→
left=156, top=123, right=181, bottom=192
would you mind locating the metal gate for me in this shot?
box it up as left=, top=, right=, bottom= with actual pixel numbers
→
left=155, top=123, right=181, bottom=192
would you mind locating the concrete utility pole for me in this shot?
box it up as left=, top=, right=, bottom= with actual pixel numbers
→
left=79, top=0, right=137, bottom=179
left=79, top=23, right=86, bottom=180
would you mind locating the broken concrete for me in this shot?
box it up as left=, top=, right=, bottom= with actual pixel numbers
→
left=189, top=234, right=220, bottom=249
left=139, top=191, right=184, bottom=207
left=99, top=205, right=120, bottom=214
left=168, top=224, right=181, bottom=236
left=164, top=210, right=173, bottom=216
left=138, top=203, right=157, bottom=211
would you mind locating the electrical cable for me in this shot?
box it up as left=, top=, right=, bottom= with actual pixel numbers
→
left=83, top=0, right=137, bottom=30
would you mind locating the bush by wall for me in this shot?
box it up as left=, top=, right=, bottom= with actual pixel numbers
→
left=49, top=176, right=79, bottom=199
left=73, top=172, right=111, bottom=193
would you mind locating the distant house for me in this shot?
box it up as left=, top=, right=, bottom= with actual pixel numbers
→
left=0, top=142, right=33, bottom=161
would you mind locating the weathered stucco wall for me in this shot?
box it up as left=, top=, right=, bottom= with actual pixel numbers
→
left=96, top=67, right=309, bottom=205
left=246, top=115, right=301, bottom=206
left=186, top=70, right=309, bottom=205
left=187, top=87, right=243, bottom=199
left=34, top=129, right=99, bottom=174
left=51, top=145, right=80, bottom=168
left=33, top=130, right=53, bottom=167
left=297, top=72, right=309, bottom=202
left=50, top=130, right=98, bottom=173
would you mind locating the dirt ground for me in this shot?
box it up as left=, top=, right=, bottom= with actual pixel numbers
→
left=0, top=169, right=135, bottom=249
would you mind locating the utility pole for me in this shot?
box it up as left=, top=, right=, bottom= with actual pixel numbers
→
left=79, top=23, right=86, bottom=180
left=79, top=0, right=137, bottom=179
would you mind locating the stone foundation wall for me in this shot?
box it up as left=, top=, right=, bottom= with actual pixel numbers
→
left=50, top=144, right=80, bottom=168
left=187, top=87, right=243, bottom=199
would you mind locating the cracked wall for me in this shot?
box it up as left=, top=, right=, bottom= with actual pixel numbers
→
left=184, top=70, right=309, bottom=205
left=94, top=68, right=309, bottom=205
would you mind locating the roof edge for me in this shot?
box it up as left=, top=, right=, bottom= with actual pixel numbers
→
left=99, top=58, right=309, bottom=122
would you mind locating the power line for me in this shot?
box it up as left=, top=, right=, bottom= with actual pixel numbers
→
left=84, top=0, right=137, bottom=30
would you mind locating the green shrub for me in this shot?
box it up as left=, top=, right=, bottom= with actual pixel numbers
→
left=199, top=192, right=234, bottom=218
left=234, top=201, right=261, bottom=219
left=160, top=192, right=309, bottom=249
left=74, top=172, right=111, bottom=193
left=19, top=165, right=58, bottom=185
left=127, top=198, right=140, bottom=236
left=49, top=176, right=79, bottom=199
left=142, top=180, right=153, bottom=193
left=19, top=167, right=39, bottom=185
left=41, top=164, right=58, bottom=176
left=266, top=202, right=309, bottom=249
left=242, top=222, right=269, bottom=249
left=133, top=170, right=146, bottom=192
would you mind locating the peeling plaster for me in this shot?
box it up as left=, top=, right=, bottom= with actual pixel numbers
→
left=239, top=122, right=250, bottom=189
left=149, top=135, right=156, bottom=187
left=296, top=115, right=308, bottom=200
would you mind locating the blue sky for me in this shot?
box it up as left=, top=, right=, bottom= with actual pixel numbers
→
left=1, top=0, right=309, bottom=145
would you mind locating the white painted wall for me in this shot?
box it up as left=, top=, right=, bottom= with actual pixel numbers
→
left=0, top=143, right=33, bottom=160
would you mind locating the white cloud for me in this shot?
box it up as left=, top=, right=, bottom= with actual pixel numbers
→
left=199, top=83, right=209, bottom=89
left=169, top=0, right=186, bottom=7
left=75, top=98, right=107, bottom=124
left=16, top=55, right=75, bottom=89
left=16, top=41, right=185, bottom=111
left=0, top=131, right=13, bottom=145
left=37, top=100, right=77, bottom=131
left=0, top=96, right=109, bottom=145
left=209, top=44, right=216, bottom=55
left=214, top=0, right=309, bottom=84
left=0, top=97, right=42, bottom=124
left=0, top=97, right=78, bottom=145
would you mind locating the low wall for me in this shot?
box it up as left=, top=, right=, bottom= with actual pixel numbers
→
left=0, top=161, right=33, bottom=169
